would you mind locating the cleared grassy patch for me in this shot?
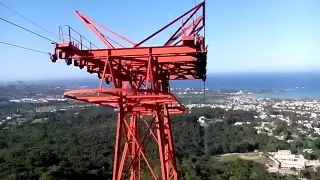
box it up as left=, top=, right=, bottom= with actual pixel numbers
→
left=214, top=153, right=272, bottom=165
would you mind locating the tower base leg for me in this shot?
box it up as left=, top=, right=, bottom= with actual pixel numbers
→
left=112, top=105, right=178, bottom=180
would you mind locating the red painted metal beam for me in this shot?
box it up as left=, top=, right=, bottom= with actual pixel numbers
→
left=75, top=11, right=114, bottom=48
left=75, top=11, right=136, bottom=47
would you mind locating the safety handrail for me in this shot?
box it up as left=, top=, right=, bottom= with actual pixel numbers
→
left=58, top=25, right=99, bottom=50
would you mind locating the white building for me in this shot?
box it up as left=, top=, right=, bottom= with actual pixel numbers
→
left=273, top=150, right=306, bottom=170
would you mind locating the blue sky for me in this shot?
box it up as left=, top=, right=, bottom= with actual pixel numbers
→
left=0, top=0, right=319, bottom=81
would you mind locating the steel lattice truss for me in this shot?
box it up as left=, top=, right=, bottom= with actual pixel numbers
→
left=50, top=1, right=207, bottom=180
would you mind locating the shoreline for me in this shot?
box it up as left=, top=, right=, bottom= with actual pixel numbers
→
left=252, top=91, right=320, bottom=101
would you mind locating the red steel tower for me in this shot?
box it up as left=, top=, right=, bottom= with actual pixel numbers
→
left=50, top=2, right=206, bottom=179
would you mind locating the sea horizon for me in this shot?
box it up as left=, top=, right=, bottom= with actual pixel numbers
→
left=2, top=71, right=320, bottom=100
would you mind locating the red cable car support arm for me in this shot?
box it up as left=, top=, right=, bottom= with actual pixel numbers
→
left=167, top=15, right=204, bottom=46
left=134, top=1, right=204, bottom=47
left=75, top=11, right=136, bottom=48
left=82, top=15, right=137, bottom=47
left=164, top=5, right=203, bottom=46
left=75, top=11, right=114, bottom=48
left=171, top=16, right=204, bottom=46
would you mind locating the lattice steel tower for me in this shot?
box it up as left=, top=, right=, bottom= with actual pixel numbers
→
left=50, top=2, right=207, bottom=179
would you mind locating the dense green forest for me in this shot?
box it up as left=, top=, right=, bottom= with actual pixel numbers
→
left=0, top=107, right=319, bottom=179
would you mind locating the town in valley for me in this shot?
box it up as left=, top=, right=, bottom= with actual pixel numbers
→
left=2, top=81, right=320, bottom=179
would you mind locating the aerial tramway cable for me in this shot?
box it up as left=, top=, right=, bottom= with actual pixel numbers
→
left=0, top=3, right=57, bottom=54
left=0, top=17, right=57, bottom=43
left=0, top=41, right=50, bottom=55
left=0, top=17, right=55, bottom=54
left=0, top=2, right=59, bottom=41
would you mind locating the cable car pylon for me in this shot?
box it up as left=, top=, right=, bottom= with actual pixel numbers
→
left=50, top=2, right=207, bottom=179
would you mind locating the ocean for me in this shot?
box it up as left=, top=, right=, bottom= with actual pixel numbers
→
left=31, top=71, right=320, bottom=100
left=204, top=72, right=320, bottom=100
left=168, top=72, right=320, bottom=100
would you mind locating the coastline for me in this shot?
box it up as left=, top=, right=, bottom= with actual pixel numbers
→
left=252, top=88, right=320, bottom=100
